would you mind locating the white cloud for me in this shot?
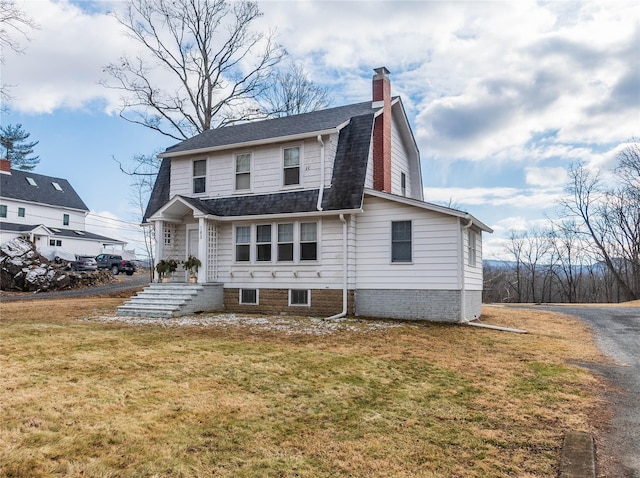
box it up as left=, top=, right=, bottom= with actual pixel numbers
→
left=425, top=186, right=563, bottom=209
left=524, top=167, right=567, bottom=187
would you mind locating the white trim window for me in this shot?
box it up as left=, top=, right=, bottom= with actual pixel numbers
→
left=235, top=153, right=251, bottom=191
left=235, top=225, right=251, bottom=262
left=283, top=146, right=301, bottom=186
left=468, top=230, right=478, bottom=267
left=63, top=214, right=70, bottom=226
left=256, top=224, right=272, bottom=262
left=193, top=159, right=206, bottom=194
left=299, top=222, right=317, bottom=261
left=391, top=220, right=412, bottom=263
left=240, top=289, right=258, bottom=305
left=289, top=289, right=310, bottom=306
left=18, top=207, right=25, bottom=217
left=0, top=205, right=7, bottom=218
left=277, top=223, right=294, bottom=262
left=401, top=172, right=407, bottom=196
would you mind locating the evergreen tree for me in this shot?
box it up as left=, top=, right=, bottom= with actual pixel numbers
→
left=0, top=123, right=39, bottom=170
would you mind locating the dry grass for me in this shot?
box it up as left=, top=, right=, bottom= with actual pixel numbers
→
left=0, top=298, right=609, bottom=477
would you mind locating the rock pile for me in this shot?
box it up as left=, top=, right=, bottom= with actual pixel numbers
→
left=0, top=237, right=114, bottom=292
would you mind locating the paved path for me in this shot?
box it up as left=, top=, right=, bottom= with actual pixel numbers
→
left=526, top=305, right=640, bottom=478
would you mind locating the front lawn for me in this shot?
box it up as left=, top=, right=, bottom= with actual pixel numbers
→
left=0, top=299, right=606, bottom=477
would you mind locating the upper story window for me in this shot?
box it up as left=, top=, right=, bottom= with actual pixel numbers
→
left=277, top=223, right=294, bottom=261
left=235, top=225, right=251, bottom=262
left=391, top=220, right=412, bottom=263
left=52, top=182, right=63, bottom=191
left=299, top=222, right=317, bottom=261
left=0, top=205, right=6, bottom=218
left=26, top=177, right=37, bottom=187
left=283, top=146, right=300, bottom=186
left=468, top=230, right=478, bottom=267
left=193, top=159, right=206, bottom=194
left=63, top=214, right=70, bottom=226
left=18, top=207, right=25, bottom=217
left=401, top=172, right=407, bottom=196
left=256, top=224, right=272, bottom=262
left=235, top=153, right=251, bottom=190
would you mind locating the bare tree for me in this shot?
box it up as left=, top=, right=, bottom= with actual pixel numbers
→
left=561, top=146, right=640, bottom=301
left=0, top=0, right=37, bottom=102
left=103, top=0, right=285, bottom=141
left=262, top=62, right=330, bottom=117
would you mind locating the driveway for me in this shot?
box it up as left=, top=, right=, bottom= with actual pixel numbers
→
left=0, top=273, right=150, bottom=301
left=527, top=305, right=640, bottom=478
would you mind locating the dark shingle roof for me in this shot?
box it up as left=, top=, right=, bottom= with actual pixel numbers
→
left=144, top=104, right=375, bottom=221
left=163, top=101, right=377, bottom=155
left=143, top=158, right=171, bottom=223
left=0, top=169, right=89, bottom=211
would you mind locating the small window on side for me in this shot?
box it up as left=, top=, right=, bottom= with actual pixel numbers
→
left=240, top=289, right=258, bottom=305
left=63, top=214, right=70, bottom=226
left=401, top=172, right=407, bottom=196
left=391, top=220, right=412, bottom=262
left=0, top=205, right=7, bottom=218
left=290, top=289, right=310, bottom=306
left=468, top=230, right=478, bottom=267
left=18, top=207, right=25, bottom=217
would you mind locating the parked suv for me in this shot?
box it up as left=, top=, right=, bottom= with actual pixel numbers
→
left=95, top=254, right=137, bottom=275
left=72, top=255, right=98, bottom=272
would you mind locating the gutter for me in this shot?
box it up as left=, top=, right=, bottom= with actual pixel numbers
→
left=316, top=135, right=325, bottom=211
left=324, top=213, right=348, bottom=320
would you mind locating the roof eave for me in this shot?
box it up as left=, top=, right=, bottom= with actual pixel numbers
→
left=159, top=127, right=341, bottom=158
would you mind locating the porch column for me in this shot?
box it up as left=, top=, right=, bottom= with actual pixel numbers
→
left=154, top=220, right=164, bottom=282
left=198, top=217, right=207, bottom=283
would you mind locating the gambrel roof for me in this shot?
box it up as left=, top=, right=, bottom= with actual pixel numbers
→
left=0, top=169, right=89, bottom=211
left=144, top=111, right=375, bottom=222
left=160, top=102, right=378, bottom=157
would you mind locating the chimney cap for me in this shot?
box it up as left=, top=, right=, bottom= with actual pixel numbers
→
left=373, top=66, right=391, bottom=78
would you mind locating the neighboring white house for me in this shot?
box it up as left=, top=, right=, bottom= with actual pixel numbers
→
left=143, top=67, right=492, bottom=322
left=0, top=161, right=126, bottom=257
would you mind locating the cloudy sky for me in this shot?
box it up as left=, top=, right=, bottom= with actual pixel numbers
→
left=2, top=0, right=638, bottom=258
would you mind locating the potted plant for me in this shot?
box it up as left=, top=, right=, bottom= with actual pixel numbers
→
left=155, top=259, right=178, bottom=282
left=183, top=255, right=201, bottom=283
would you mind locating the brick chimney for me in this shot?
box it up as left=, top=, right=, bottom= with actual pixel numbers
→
left=0, top=159, right=10, bottom=175
left=372, top=67, right=392, bottom=193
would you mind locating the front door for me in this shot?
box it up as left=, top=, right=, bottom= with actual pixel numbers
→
left=187, top=228, right=199, bottom=281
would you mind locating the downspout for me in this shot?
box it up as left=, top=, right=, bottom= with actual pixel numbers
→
left=460, top=216, right=473, bottom=322
left=316, top=135, right=325, bottom=211
left=325, top=214, right=348, bottom=320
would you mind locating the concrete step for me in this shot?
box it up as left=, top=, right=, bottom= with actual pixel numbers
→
left=117, top=282, right=224, bottom=318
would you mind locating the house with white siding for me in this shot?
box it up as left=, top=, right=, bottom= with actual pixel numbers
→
left=0, top=161, right=126, bottom=257
left=137, top=67, right=492, bottom=322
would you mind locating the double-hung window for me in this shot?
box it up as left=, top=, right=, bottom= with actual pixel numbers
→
left=193, top=159, right=206, bottom=194
left=235, top=226, right=250, bottom=262
left=256, top=225, right=272, bottom=262
left=63, top=214, right=70, bottom=226
left=300, top=222, right=317, bottom=261
left=235, top=153, right=251, bottom=190
left=0, top=205, right=7, bottom=218
left=18, top=207, right=25, bottom=217
left=391, top=220, right=412, bottom=262
left=283, top=146, right=300, bottom=186
left=468, top=230, right=478, bottom=266
left=277, top=223, right=294, bottom=261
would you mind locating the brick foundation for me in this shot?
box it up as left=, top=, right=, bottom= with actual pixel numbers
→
left=224, top=288, right=355, bottom=317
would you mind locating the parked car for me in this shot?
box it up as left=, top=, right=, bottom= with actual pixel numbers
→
left=72, top=255, right=98, bottom=272
left=95, top=254, right=137, bottom=275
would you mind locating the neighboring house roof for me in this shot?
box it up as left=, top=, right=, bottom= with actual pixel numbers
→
left=144, top=112, right=375, bottom=222
left=0, top=221, right=126, bottom=243
left=0, top=169, right=89, bottom=211
left=160, top=101, right=379, bottom=157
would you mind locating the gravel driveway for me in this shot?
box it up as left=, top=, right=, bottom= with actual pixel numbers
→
left=527, top=305, right=640, bottom=478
